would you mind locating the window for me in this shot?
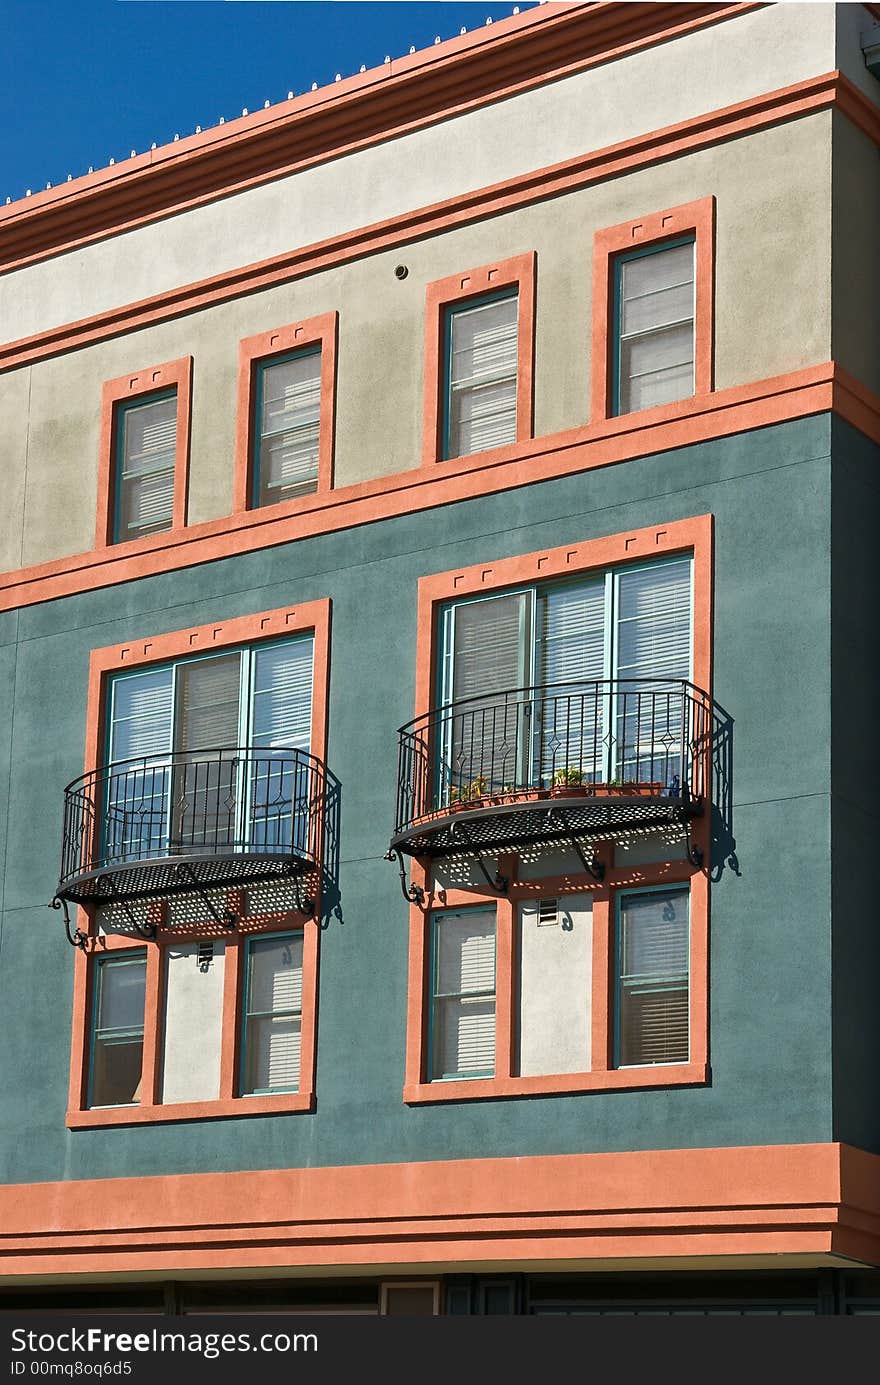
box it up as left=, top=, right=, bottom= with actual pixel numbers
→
left=68, top=601, right=330, bottom=1128
left=403, top=522, right=711, bottom=1105
left=105, top=635, right=313, bottom=865
left=443, top=291, right=519, bottom=459
left=422, top=253, right=535, bottom=466
left=234, top=313, right=337, bottom=513
left=112, top=392, right=178, bottom=542
left=590, top=198, right=714, bottom=424
left=88, top=952, right=147, bottom=1108
left=437, top=555, right=692, bottom=802
left=616, top=887, right=689, bottom=1067
left=252, top=349, right=322, bottom=506
left=613, top=239, right=695, bottom=415
left=96, top=357, right=191, bottom=549
left=241, top=933, right=304, bottom=1095
left=430, top=909, right=496, bottom=1080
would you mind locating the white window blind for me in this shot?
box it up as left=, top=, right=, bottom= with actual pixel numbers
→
left=617, top=889, right=689, bottom=1067
left=617, top=241, right=694, bottom=415
left=242, top=934, right=303, bottom=1094
left=256, top=351, right=321, bottom=506
left=431, top=910, right=496, bottom=1080
left=535, top=579, right=606, bottom=783
left=117, top=394, right=177, bottom=540
left=616, top=559, right=691, bottom=682
left=250, top=638, right=314, bottom=750
left=446, top=294, right=518, bottom=459
left=446, top=592, right=530, bottom=796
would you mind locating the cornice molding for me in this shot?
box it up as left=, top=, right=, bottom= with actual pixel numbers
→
left=0, top=1144, right=877, bottom=1277
left=0, top=3, right=757, bottom=276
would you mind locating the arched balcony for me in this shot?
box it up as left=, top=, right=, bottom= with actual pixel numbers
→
left=391, top=678, right=712, bottom=866
left=54, top=746, right=330, bottom=936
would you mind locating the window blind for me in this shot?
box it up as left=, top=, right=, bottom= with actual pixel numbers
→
left=617, top=241, right=694, bottom=415
left=175, top=654, right=242, bottom=753
left=243, top=934, right=303, bottom=1094
left=117, top=394, right=177, bottom=539
left=257, top=351, right=321, bottom=506
left=617, top=889, right=689, bottom=1066
left=107, top=668, right=175, bottom=862
left=432, top=910, right=496, bottom=1080
left=448, top=593, right=529, bottom=794
left=615, top=559, right=691, bottom=783
left=250, top=637, right=314, bottom=750
left=446, top=294, right=518, bottom=458
left=536, top=579, right=605, bottom=782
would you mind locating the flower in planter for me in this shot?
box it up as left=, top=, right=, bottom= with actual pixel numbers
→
left=552, top=766, right=585, bottom=789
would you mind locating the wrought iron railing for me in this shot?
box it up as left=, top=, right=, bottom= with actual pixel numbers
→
left=58, top=745, right=327, bottom=898
left=394, top=678, right=712, bottom=839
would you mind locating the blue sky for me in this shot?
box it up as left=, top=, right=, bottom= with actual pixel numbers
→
left=1, top=1, right=536, bottom=204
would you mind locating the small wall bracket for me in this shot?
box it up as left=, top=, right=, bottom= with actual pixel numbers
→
left=386, top=848, right=425, bottom=907
left=49, top=896, right=88, bottom=950
left=683, top=818, right=704, bottom=868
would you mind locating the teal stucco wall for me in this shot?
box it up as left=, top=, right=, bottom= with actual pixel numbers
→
left=0, top=414, right=841, bottom=1184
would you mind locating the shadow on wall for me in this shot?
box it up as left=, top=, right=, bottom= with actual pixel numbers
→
left=709, top=700, right=737, bottom=881
left=319, top=769, right=344, bottom=928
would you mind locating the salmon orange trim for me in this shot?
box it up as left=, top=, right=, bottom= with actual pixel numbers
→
left=95, top=356, right=192, bottom=548
left=233, top=311, right=338, bottom=513
left=421, top=253, right=536, bottom=466
left=0, top=362, right=873, bottom=615
left=66, top=599, right=331, bottom=1129
left=0, top=1144, right=877, bottom=1277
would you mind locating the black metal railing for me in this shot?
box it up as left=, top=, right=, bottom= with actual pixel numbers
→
left=394, top=679, right=712, bottom=840
left=57, top=745, right=328, bottom=902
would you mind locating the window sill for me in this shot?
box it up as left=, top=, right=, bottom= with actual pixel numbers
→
left=66, top=1090, right=314, bottom=1128
left=404, top=1063, right=708, bottom=1104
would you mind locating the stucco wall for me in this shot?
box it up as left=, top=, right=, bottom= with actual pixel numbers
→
left=0, top=413, right=842, bottom=1184
left=0, top=114, right=833, bottom=574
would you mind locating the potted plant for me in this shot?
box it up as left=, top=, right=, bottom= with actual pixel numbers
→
left=549, top=766, right=588, bottom=798
left=592, top=776, right=664, bottom=797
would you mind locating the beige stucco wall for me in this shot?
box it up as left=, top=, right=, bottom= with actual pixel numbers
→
left=1, top=110, right=832, bottom=573
left=518, top=895, right=592, bottom=1077
left=160, top=941, right=226, bottom=1104
left=831, top=110, right=880, bottom=397
left=0, top=3, right=842, bottom=345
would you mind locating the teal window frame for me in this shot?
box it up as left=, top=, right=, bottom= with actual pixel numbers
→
left=112, top=388, right=177, bottom=544
left=87, top=950, right=148, bottom=1109
left=251, top=345, right=322, bottom=510
left=611, top=236, right=695, bottom=418
left=441, top=287, right=519, bottom=462
left=613, top=884, right=690, bottom=1069
left=239, top=930, right=303, bottom=1096
left=428, top=907, right=497, bottom=1082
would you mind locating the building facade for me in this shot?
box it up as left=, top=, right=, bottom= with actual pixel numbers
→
left=1, top=0, right=879, bottom=1315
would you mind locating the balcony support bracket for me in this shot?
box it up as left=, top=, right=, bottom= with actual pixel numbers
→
left=173, top=863, right=238, bottom=930
left=568, top=834, right=605, bottom=882
left=447, top=820, right=508, bottom=892
left=386, top=848, right=425, bottom=908
left=49, top=896, right=88, bottom=951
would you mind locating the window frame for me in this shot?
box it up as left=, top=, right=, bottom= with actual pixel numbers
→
left=403, top=518, right=712, bottom=1104
left=240, top=930, right=305, bottom=1098
left=87, top=950, right=148, bottom=1110
left=422, top=253, right=536, bottom=466
left=96, top=357, right=192, bottom=550
left=66, top=599, right=331, bottom=1129
left=234, top=312, right=338, bottom=514
left=590, top=198, right=714, bottom=425
left=613, top=883, right=691, bottom=1071
left=428, top=906, right=498, bottom=1083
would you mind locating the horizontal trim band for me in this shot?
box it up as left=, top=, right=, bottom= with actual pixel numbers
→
left=0, top=70, right=871, bottom=376
left=0, top=1143, right=877, bottom=1277
left=0, top=4, right=755, bottom=276
left=0, top=361, right=875, bottom=615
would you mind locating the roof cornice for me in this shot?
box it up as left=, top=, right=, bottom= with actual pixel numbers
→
left=0, top=2, right=758, bottom=275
